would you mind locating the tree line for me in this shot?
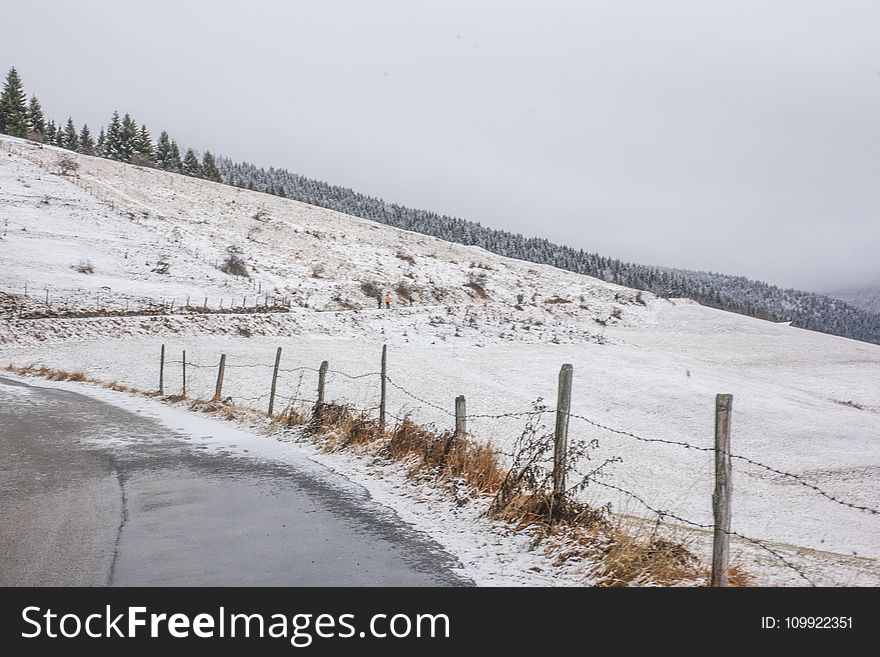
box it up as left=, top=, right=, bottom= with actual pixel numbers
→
left=0, top=67, right=221, bottom=182
left=2, top=66, right=878, bottom=345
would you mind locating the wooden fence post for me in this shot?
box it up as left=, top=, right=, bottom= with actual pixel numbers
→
left=379, top=345, right=387, bottom=432
left=268, top=347, right=282, bottom=416
left=455, top=395, right=466, bottom=439
left=213, top=354, right=227, bottom=401
left=182, top=350, right=187, bottom=398
left=316, top=360, right=329, bottom=414
left=159, top=343, right=165, bottom=395
left=711, top=393, right=733, bottom=587
left=552, top=364, right=574, bottom=508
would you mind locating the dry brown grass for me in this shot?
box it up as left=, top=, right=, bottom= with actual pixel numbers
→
left=595, top=529, right=701, bottom=586
left=186, top=398, right=251, bottom=421
left=385, top=418, right=505, bottom=494
left=308, top=403, right=382, bottom=451
left=4, top=363, right=144, bottom=394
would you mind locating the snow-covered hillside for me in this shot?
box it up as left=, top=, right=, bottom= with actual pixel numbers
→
left=2, top=135, right=879, bottom=586
left=830, top=285, right=880, bottom=315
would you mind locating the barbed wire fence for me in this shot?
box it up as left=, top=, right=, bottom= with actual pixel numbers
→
left=147, top=342, right=879, bottom=587
left=3, top=282, right=293, bottom=322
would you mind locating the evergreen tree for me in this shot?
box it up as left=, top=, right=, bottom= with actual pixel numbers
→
left=105, top=111, right=124, bottom=160
left=45, top=119, right=57, bottom=144
left=201, top=151, right=222, bottom=182
left=0, top=67, right=29, bottom=137
left=169, top=140, right=182, bottom=171
left=27, top=95, right=46, bottom=138
left=119, top=113, right=137, bottom=161
left=54, top=123, right=66, bottom=147
left=62, top=117, right=79, bottom=151
left=78, top=124, right=95, bottom=155
left=155, top=131, right=172, bottom=169
left=134, top=123, right=153, bottom=160
left=95, top=127, right=106, bottom=156
left=182, top=148, right=201, bottom=176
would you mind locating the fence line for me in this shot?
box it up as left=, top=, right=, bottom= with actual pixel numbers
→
left=134, top=342, right=877, bottom=586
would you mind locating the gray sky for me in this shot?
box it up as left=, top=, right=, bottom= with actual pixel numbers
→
left=3, top=1, right=879, bottom=292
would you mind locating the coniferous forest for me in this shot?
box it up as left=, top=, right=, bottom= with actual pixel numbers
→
left=2, top=66, right=878, bottom=345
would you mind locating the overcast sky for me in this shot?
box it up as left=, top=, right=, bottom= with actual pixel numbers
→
left=3, top=1, right=879, bottom=292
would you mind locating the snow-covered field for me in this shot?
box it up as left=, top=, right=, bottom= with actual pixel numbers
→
left=2, top=135, right=878, bottom=586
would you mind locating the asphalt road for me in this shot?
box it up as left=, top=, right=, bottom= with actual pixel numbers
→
left=0, top=376, right=470, bottom=586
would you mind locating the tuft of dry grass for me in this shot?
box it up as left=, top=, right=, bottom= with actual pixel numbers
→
left=385, top=418, right=505, bottom=494
left=596, top=529, right=701, bottom=586
left=4, top=363, right=143, bottom=394
left=307, top=403, right=382, bottom=451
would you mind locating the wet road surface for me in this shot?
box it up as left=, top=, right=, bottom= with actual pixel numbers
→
left=0, top=376, right=470, bottom=586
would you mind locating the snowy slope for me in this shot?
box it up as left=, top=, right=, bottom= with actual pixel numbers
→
left=2, top=135, right=879, bottom=586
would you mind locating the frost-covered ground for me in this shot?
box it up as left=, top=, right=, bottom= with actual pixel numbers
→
left=1, top=135, right=878, bottom=586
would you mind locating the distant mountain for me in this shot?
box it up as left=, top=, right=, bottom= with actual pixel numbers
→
left=828, top=286, right=880, bottom=315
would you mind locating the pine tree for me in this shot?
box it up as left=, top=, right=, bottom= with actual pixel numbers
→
left=62, top=117, right=79, bottom=151
left=119, top=113, right=137, bottom=161
left=78, top=124, right=95, bottom=155
left=105, top=111, right=124, bottom=160
left=182, top=148, right=201, bottom=177
left=201, top=151, right=222, bottom=182
left=169, top=140, right=182, bottom=172
left=0, top=67, right=29, bottom=137
left=134, top=123, right=153, bottom=160
left=45, top=120, right=57, bottom=144
left=27, top=95, right=46, bottom=139
left=95, top=127, right=106, bottom=157
left=155, top=131, right=172, bottom=169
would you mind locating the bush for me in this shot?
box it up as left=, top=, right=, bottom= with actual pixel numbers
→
left=218, top=245, right=248, bottom=277
left=55, top=156, right=79, bottom=176
left=395, top=280, right=414, bottom=303
left=360, top=280, right=382, bottom=298
left=130, top=153, right=154, bottom=168
left=71, top=260, right=94, bottom=274
left=464, top=271, right=489, bottom=298
left=395, top=251, right=416, bottom=265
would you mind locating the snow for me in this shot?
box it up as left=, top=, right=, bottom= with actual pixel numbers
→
left=2, top=135, right=879, bottom=586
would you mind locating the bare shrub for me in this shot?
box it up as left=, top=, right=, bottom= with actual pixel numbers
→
left=544, top=296, right=570, bottom=304
left=27, top=131, right=44, bottom=144
left=55, top=156, right=79, bottom=176
left=151, top=259, right=171, bottom=274
left=635, top=291, right=646, bottom=305
left=360, top=280, right=382, bottom=298
left=395, top=280, right=414, bottom=303
left=218, top=245, right=248, bottom=277
left=488, top=404, right=616, bottom=528
left=611, top=307, right=623, bottom=320
left=71, top=260, right=94, bottom=274
left=464, top=271, right=489, bottom=298
left=130, top=153, right=154, bottom=168
left=395, top=251, right=416, bottom=265
left=311, top=263, right=326, bottom=278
